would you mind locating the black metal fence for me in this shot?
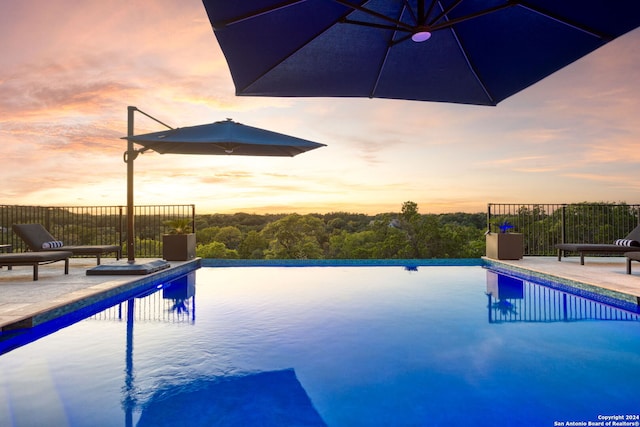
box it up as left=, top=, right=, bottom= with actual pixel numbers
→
left=487, top=203, right=640, bottom=256
left=0, top=204, right=195, bottom=258
left=4, top=203, right=638, bottom=259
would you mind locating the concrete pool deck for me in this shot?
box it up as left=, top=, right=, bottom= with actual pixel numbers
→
left=0, top=258, right=200, bottom=331
left=1, top=256, right=639, bottom=332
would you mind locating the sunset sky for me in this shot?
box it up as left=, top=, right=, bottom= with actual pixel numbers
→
left=2, top=1, right=639, bottom=215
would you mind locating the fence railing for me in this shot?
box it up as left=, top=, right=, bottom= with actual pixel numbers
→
left=0, top=204, right=195, bottom=258
left=487, top=203, right=640, bottom=256
left=4, top=203, right=638, bottom=259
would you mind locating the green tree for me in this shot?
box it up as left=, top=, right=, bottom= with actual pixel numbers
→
left=196, top=226, right=220, bottom=245
left=261, top=214, right=326, bottom=259
left=196, top=242, right=238, bottom=259
left=214, top=226, right=243, bottom=250
left=401, top=201, right=419, bottom=221
left=328, top=230, right=378, bottom=258
left=238, top=230, right=267, bottom=259
left=412, top=215, right=442, bottom=258
left=367, top=215, right=412, bottom=258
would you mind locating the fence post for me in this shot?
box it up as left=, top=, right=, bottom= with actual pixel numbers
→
left=486, top=203, right=492, bottom=233
left=119, top=206, right=124, bottom=257
left=561, top=205, right=566, bottom=245
left=44, top=207, right=51, bottom=230
left=190, top=204, right=196, bottom=233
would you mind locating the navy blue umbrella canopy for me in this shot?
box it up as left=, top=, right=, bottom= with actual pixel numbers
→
left=202, top=0, right=640, bottom=106
left=123, top=118, right=326, bottom=157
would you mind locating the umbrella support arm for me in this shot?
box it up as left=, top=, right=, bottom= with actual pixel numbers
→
left=124, top=106, right=173, bottom=262
left=129, top=106, right=174, bottom=131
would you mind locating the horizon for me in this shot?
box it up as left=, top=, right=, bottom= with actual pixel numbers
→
left=3, top=200, right=634, bottom=218
left=2, top=1, right=640, bottom=216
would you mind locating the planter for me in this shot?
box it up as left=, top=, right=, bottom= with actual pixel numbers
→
left=486, top=233, right=523, bottom=260
left=162, top=233, right=196, bottom=261
left=162, top=272, right=196, bottom=299
left=486, top=270, right=524, bottom=299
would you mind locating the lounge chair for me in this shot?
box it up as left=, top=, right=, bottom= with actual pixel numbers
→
left=555, top=224, right=640, bottom=265
left=0, top=251, right=72, bottom=280
left=12, top=224, right=121, bottom=265
left=625, top=252, right=640, bottom=274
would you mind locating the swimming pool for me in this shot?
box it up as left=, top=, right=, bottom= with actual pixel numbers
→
left=1, top=266, right=639, bottom=426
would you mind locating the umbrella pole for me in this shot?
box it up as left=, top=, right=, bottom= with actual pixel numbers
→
left=126, top=106, right=136, bottom=262
left=88, top=106, right=175, bottom=275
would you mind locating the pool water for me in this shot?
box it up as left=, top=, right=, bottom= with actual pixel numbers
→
left=1, top=266, right=639, bottom=427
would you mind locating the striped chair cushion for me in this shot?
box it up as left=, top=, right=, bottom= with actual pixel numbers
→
left=42, top=240, right=64, bottom=249
left=614, top=239, right=640, bottom=247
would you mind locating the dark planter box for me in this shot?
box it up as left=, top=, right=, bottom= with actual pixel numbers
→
left=163, top=271, right=196, bottom=300
left=486, top=233, right=523, bottom=260
left=162, top=233, right=196, bottom=261
left=486, top=270, right=524, bottom=299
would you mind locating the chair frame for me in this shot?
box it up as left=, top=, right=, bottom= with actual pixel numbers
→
left=12, top=224, right=121, bottom=265
left=0, top=251, right=72, bottom=280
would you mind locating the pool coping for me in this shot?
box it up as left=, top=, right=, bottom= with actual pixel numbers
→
left=201, top=258, right=484, bottom=267
left=0, top=259, right=201, bottom=333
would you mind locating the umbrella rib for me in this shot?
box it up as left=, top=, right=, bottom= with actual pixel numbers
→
left=370, top=46, right=392, bottom=98
left=454, top=33, right=496, bottom=105
left=435, top=2, right=496, bottom=105
left=341, top=18, right=413, bottom=33
left=426, top=1, right=612, bottom=41
left=389, top=33, right=413, bottom=47
left=212, top=0, right=307, bottom=28
left=133, top=107, right=174, bottom=130
left=417, top=0, right=424, bottom=24
left=331, top=0, right=415, bottom=31
left=403, top=0, right=418, bottom=25
left=424, top=0, right=438, bottom=25
left=341, top=1, right=517, bottom=45
left=428, top=0, right=464, bottom=27
left=429, top=2, right=516, bottom=31
left=517, top=1, right=613, bottom=41
left=369, top=3, right=409, bottom=98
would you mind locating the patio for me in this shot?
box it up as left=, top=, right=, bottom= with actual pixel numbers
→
left=0, top=258, right=200, bottom=332
left=1, top=256, right=639, bottom=333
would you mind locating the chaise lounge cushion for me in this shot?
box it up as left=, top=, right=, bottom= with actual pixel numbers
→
left=12, top=223, right=121, bottom=265
left=555, top=224, right=640, bottom=265
left=0, top=251, right=72, bottom=280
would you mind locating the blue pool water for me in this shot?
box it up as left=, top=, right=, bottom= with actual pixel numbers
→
left=1, top=266, right=639, bottom=427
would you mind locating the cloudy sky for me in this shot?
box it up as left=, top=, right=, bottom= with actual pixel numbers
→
left=1, top=1, right=639, bottom=215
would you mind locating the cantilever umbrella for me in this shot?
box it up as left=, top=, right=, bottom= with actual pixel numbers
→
left=87, top=107, right=325, bottom=275
left=202, top=0, right=640, bottom=106
left=126, top=118, right=326, bottom=157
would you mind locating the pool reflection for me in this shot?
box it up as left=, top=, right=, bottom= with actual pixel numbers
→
left=136, top=369, right=326, bottom=427
left=485, top=270, right=640, bottom=323
left=93, top=272, right=197, bottom=324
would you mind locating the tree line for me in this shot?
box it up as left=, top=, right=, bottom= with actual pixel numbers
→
left=194, top=201, right=486, bottom=259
